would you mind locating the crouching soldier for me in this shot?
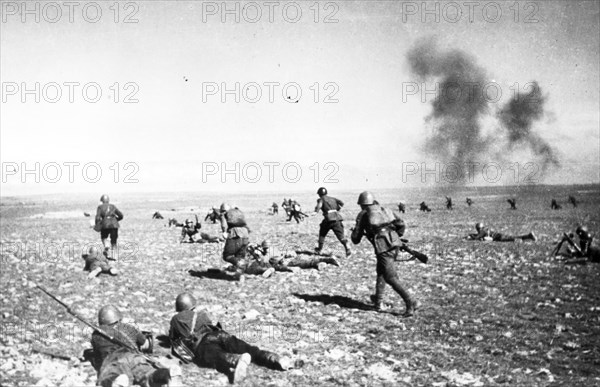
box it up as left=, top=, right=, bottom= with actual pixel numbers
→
left=180, top=219, right=201, bottom=243
left=169, top=293, right=292, bottom=384
left=465, top=222, right=536, bottom=242
left=83, top=246, right=118, bottom=279
left=244, top=240, right=340, bottom=277
left=351, top=191, right=420, bottom=317
left=557, top=226, right=600, bottom=264
left=91, top=305, right=173, bottom=387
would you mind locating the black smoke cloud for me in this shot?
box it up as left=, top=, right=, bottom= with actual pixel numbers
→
left=407, top=38, right=560, bottom=183
left=497, top=81, right=560, bottom=171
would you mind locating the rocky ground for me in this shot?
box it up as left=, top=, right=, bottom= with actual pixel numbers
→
left=1, top=186, right=599, bottom=386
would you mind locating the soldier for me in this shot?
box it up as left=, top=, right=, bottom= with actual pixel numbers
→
left=180, top=219, right=202, bottom=243
left=287, top=200, right=307, bottom=223
left=244, top=240, right=340, bottom=277
left=419, top=201, right=431, bottom=212
left=205, top=208, right=219, bottom=224
left=271, top=202, right=279, bottom=215
left=169, top=293, right=292, bottom=384
left=397, top=201, right=406, bottom=213
left=91, top=305, right=172, bottom=387
left=351, top=191, right=419, bottom=317
left=466, top=198, right=473, bottom=207
left=219, top=203, right=250, bottom=279
left=568, top=195, right=578, bottom=208
left=168, top=218, right=183, bottom=227
left=507, top=198, right=517, bottom=210
left=95, top=195, right=124, bottom=259
left=82, top=246, right=118, bottom=279
left=465, top=222, right=536, bottom=242
left=152, top=212, right=164, bottom=220
left=558, top=226, right=600, bottom=263
left=445, top=196, right=453, bottom=210
left=314, top=187, right=351, bottom=257
left=550, top=199, right=562, bottom=210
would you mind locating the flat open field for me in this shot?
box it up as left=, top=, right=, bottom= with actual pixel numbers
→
left=1, top=184, right=599, bottom=386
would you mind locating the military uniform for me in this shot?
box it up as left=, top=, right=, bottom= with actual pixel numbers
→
left=82, top=250, right=116, bottom=278
left=95, top=198, right=124, bottom=253
left=468, top=224, right=535, bottom=242
left=220, top=206, right=250, bottom=272
left=181, top=222, right=201, bottom=243
left=91, top=322, right=166, bottom=387
left=352, top=196, right=417, bottom=316
left=244, top=243, right=339, bottom=275
left=169, top=308, right=286, bottom=375
left=314, top=192, right=350, bottom=256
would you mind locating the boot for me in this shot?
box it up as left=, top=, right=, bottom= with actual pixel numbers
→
left=232, top=353, right=251, bottom=384
left=402, top=299, right=421, bottom=318
left=369, top=294, right=381, bottom=311
left=342, top=241, right=351, bottom=257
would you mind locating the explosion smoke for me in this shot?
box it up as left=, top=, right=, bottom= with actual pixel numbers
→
left=497, top=81, right=560, bottom=171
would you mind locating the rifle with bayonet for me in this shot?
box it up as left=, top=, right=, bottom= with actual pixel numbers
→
left=35, top=284, right=162, bottom=367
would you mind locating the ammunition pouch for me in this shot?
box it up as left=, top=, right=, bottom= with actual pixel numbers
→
left=372, top=226, right=400, bottom=254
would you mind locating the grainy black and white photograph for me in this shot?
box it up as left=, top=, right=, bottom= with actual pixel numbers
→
left=1, top=1, right=599, bottom=386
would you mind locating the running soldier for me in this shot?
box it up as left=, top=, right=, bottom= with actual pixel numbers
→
left=314, top=187, right=351, bottom=257
left=82, top=246, right=118, bottom=279
left=465, top=222, right=536, bottom=242
left=445, top=196, right=453, bottom=210
left=351, top=191, right=419, bottom=317
left=94, top=194, right=124, bottom=259
left=397, top=201, right=406, bottom=213
left=91, top=305, right=172, bottom=387
left=507, top=198, right=517, bottom=210
left=219, top=203, right=250, bottom=279
left=271, top=202, right=279, bottom=215
left=169, top=293, right=292, bottom=384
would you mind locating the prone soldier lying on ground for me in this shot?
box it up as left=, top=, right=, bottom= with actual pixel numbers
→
left=169, top=293, right=293, bottom=384
left=419, top=201, right=431, bottom=212
left=465, top=222, right=536, bottom=242
left=553, top=226, right=600, bottom=263
left=180, top=218, right=202, bottom=243
left=242, top=240, right=340, bottom=277
left=168, top=218, right=183, bottom=227
left=92, top=305, right=175, bottom=387
left=82, top=246, right=118, bottom=279
left=153, top=212, right=164, bottom=219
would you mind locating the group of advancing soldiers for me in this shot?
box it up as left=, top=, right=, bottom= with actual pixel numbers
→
left=78, top=188, right=595, bottom=386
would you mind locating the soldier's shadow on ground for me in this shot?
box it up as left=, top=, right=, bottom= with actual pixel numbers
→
left=292, top=293, right=374, bottom=311
left=188, top=269, right=239, bottom=282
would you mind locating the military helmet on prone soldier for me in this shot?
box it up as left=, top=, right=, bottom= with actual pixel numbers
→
left=475, top=222, right=484, bottom=231
left=220, top=203, right=231, bottom=213
left=175, top=293, right=196, bottom=312
left=98, top=305, right=122, bottom=325
left=357, top=191, right=375, bottom=205
left=317, top=187, right=328, bottom=196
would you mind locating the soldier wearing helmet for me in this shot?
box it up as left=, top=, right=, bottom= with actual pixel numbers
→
left=555, top=225, right=599, bottom=263
left=244, top=240, right=340, bottom=277
left=466, top=222, right=536, bottom=242
left=169, top=293, right=293, bottom=383
left=219, top=203, right=250, bottom=279
left=351, top=191, right=418, bottom=317
left=180, top=218, right=202, bottom=243
left=94, top=194, right=124, bottom=260
left=82, top=246, right=118, bottom=279
left=92, top=305, right=172, bottom=387
left=314, top=187, right=351, bottom=257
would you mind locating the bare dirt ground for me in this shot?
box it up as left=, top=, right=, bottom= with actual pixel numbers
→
left=1, top=185, right=599, bottom=386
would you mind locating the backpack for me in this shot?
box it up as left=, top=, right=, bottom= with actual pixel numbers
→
left=226, top=208, right=247, bottom=228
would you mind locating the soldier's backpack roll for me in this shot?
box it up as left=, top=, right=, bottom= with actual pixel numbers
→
left=226, top=208, right=247, bottom=228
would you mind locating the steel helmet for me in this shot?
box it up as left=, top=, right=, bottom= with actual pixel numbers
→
left=220, top=203, right=231, bottom=213
left=100, top=194, right=110, bottom=203
left=576, top=225, right=588, bottom=235
left=317, top=187, right=327, bottom=196
left=357, top=191, right=375, bottom=205
left=175, top=293, right=196, bottom=312
left=261, top=240, right=271, bottom=249
left=475, top=222, right=484, bottom=231
left=98, top=305, right=122, bottom=325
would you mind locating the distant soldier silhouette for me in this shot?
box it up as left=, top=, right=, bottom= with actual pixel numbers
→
left=169, top=218, right=183, bottom=227
left=205, top=208, right=219, bottom=224
left=466, top=198, right=473, bottom=207
left=94, top=194, right=124, bottom=259
left=287, top=200, right=308, bottom=223
left=314, top=187, right=351, bottom=257
left=419, top=202, right=431, bottom=212
left=152, top=211, right=164, bottom=219
left=351, top=191, right=419, bottom=317
left=465, top=222, right=536, bottom=242
left=507, top=198, right=517, bottom=210
left=271, top=202, right=279, bottom=215
left=397, top=202, right=406, bottom=213
left=445, top=196, right=453, bottom=210
left=568, top=195, right=578, bottom=208
left=550, top=199, right=562, bottom=210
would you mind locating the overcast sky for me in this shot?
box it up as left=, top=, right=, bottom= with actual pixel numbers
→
left=1, top=1, right=598, bottom=196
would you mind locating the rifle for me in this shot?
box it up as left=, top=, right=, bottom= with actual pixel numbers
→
left=398, top=239, right=429, bottom=264
left=35, top=284, right=163, bottom=368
